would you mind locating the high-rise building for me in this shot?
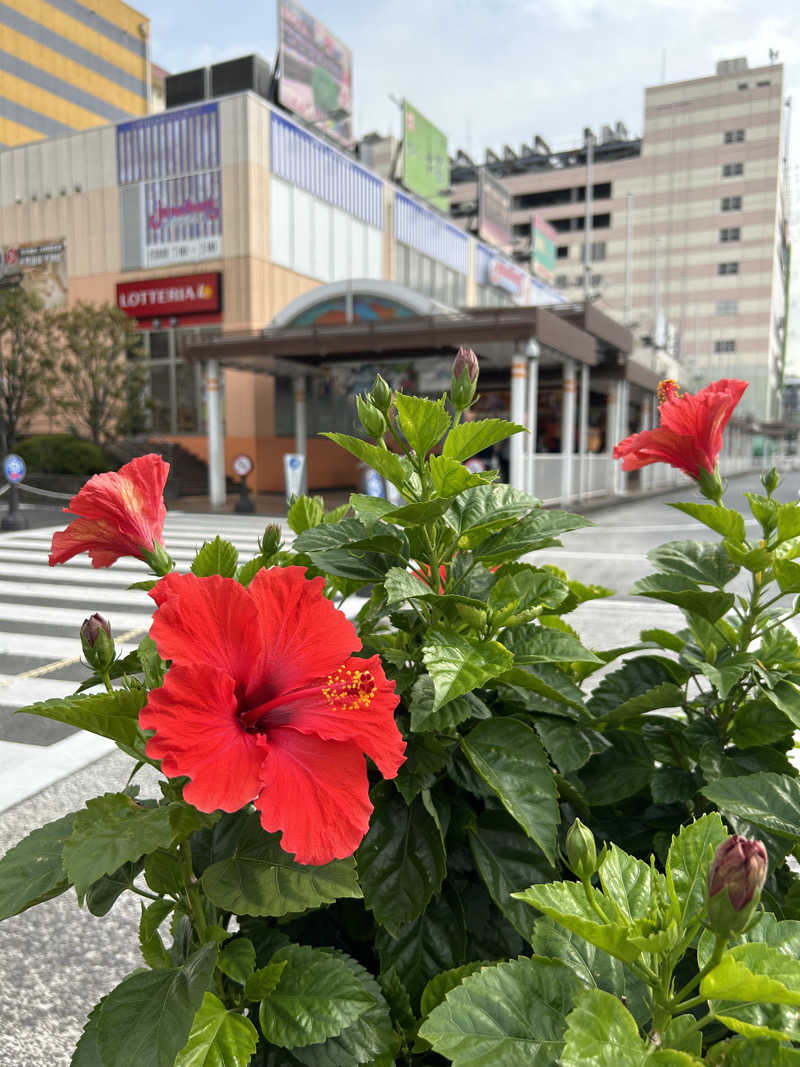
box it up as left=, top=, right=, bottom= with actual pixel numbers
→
left=450, top=59, right=790, bottom=420
left=0, top=0, right=150, bottom=149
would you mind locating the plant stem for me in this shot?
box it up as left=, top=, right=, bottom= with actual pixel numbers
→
left=669, top=932, right=727, bottom=1008
left=179, top=840, right=208, bottom=943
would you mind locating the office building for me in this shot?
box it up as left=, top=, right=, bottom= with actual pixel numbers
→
left=451, top=59, right=790, bottom=419
left=0, top=0, right=150, bottom=149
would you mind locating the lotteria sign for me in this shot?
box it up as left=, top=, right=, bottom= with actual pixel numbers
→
left=116, top=273, right=221, bottom=321
left=488, top=256, right=528, bottom=302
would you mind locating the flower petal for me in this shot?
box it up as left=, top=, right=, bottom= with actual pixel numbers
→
left=247, top=566, right=360, bottom=701
left=141, top=662, right=265, bottom=812
left=148, top=573, right=262, bottom=686
left=272, top=655, right=404, bottom=778
left=49, top=518, right=142, bottom=568
left=613, top=426, right=708, bottom=477
left=255, top=728, right=372, bottom=865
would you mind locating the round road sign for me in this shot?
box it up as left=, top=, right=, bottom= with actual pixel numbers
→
left=3, top=453, right=26, bottom=483
left=232, top=453, right=253, bottom=477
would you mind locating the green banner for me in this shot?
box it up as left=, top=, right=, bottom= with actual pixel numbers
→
left=402, top=101, right=449, bottom=212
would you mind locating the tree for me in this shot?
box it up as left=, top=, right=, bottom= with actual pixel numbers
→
left=54, top=302, right=147, bottom=445
left=0, top=285, right=57, bottom=453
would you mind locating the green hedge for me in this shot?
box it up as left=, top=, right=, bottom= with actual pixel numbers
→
left=17, top=435, right=113, bottom=476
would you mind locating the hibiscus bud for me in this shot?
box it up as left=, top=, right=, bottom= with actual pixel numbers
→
left=707, top=835, right=768, bottom=935
left=761, top=467, right=780, bottom=495
left=260, top=524, right=282, bottom=561
left=370, top=374, right=393, bottom=415
left=81, top=613, right=115, bottom=672
left=451, top=347, right=479, bottom=410
left=564, top=818, right=598, bottom=883
left=357, top=395, right=388, bottom=440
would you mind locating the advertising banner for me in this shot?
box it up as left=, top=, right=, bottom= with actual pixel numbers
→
left=116, top=102, right=223, bottom=270
left=488, top=256, right=528, bottom=303
left=478, top=170, right=512, bottom=249
left=278, top=0, right=353, bottom=146
left=402, top=101, right=448, bottom=212
left=116, top=272, right=221, bottom=328
left=531, top=214, right=557, bottom=284
left=0, top=239, right=67, bottom=307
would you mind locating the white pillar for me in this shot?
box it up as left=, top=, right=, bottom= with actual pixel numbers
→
left=639, top=396, right=652, bottom=491
left=561, top=358, right=576, bottom=503
left=526, top=346, right=539, bottom=498
left=206, top=359, right=226, bottom=507
left=510, top=353, right=527, bottom=490
left=617, top=379, right=629, bottom=494
left=293, top=375, right=308, bottom=495
left=578, top=362, right=590, bottom=498
left=606, top=384, right=618, bottom=495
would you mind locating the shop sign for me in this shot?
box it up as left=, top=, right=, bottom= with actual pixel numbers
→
left=0, top=239, right=67, bottom=307
left=116, top=272, right=221, bottom=320
left=488, top=256, right=528, bottom=302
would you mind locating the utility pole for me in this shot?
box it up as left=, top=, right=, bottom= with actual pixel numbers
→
left=583, top=128, right=594, bottom=302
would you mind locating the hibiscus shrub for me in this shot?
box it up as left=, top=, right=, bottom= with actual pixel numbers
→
left=2, top=367, right=800, bottom=1065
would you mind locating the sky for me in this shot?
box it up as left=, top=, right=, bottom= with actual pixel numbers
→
left=147, top=0, right=800, bottom=369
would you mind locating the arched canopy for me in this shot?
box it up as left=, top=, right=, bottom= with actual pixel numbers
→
left=269, top=279, right=455, bottom=329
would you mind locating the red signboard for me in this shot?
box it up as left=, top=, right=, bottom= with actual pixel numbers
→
left=116, top=273, right=221, bottom=323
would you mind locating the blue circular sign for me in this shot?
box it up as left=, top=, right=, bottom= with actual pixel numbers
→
left=4, top=454, right=25, bottom=484
left=288, top=455, right=302, bottom=470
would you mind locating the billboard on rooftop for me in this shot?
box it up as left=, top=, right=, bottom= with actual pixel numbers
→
left=402, top=100, right=449, bottom=212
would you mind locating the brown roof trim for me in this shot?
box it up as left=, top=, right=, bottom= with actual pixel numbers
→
left=183, top=305, right=599, bottom=368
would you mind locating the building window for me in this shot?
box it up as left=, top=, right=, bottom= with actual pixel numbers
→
left=722, top=162, right=744, bottom=177
left=581, top=241, right=606, bottom=262
left=737, top=82, right=749, bottom=90
left=554, top=274, right=569, bottom=288
left=714, top=339, right=736, bottom=353
left=721, top=196, right=742, bottom=211
left=718, top=261, right=739, bottom=274
left=723, top=129, right=745, bottom=143
left=716, top=300, right=738, bottom=314
left=556, top=245, right=569, bottom=259
left=720, top=227, right=741, bottom=242
left=756, top=80, right=771, bottom=87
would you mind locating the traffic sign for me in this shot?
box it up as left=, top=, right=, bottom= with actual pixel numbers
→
left=4, top=454, right=26, bottom=483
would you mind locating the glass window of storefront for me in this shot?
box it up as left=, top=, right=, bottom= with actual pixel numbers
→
left=141, top=327, right=221, bottom=435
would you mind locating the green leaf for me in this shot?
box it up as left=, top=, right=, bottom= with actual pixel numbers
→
left=577, top=733, right=654, bottom=806
left=174, top=992, right=259, bottom=1067
left=504, top=626, right=601, bottom=665
left=244, top=960, right=287, bottom=1001
left=420, top=963, right=489, bottom=1020
left=418, top=955, right=583, bottom=1066
left=291, top=949, right=398, bottom=1067
left=0, top=811, right=76, bottom=919
left=777, top=502, right=800, bottom=543
left=321, top=433, right=407, bottom=489
left=774, top=557, right=800, bottom=594
left=462, top=718, right=559, bottom=865
left=63, top=794, right=176, bottom=896
left=632, top=573, right=735, bottom=622
left=16, top=688, right=146, bottom=748
left=640, top=628, right=686, bottom=653
left=258, top=944, right=374, bottom=1049
left=702, top=773, right=800, bottom=840
left=429, top=455, right=495, bottom=496
left=139, top=898, right=173, bottom=970
left=443, top=418, right=526, bottom=462
left=598, top=844, right=667, bottom=923
left=294, top=519, right=403, bottom=582
left=385, top=497, right=457, bottom=526
left=444, top=484, right=541, bottom=544
left=760, top=679, right=800, bottom=730
left=394, top=730, right=454, bottom=802
left=475, top=509, right=592, bottom=563
left=394, top=392, right=451, bottom=457
left=732, top=697, right=795, bottom=748
left=200, top=813, right=360, bottom=916
left=669, top=501, right=745, bottom=541
left=191, top=536, right=239, bottom=578
left=535, top=719, right=609, bottom=775
left=469, top=809, right=557, bottom=939
left=217, top=938, right=256, bottom=984
left=701, top=943, right=800, bottom=1006
left=96, top=943, right=218, bottom=1067
left=648, top=540, right=739, bottom=587
left=488, top=566, right=569, bottom=615
left=287, top=494, right=325, bottom=534
left=75, top=649, right=144, bottom=693
left=384, top=566, right=436, bottom=603
left=666, top=813, right=729, bottom=928
left=139, top=635, right=168, bottom=689
left=587, top=656, right=682, bottom=723
left=356, top=783, right=446, bottom=934
left=408, top=675, right=490, bottom=734
left=376, top=886, right=467, bottom=1006
left=423, top=630, right=512, bottom=711
left=87, top=860, right=142, bottom=916
left=349, top=493, right=396, bottom=526
left=499, top=663, right=585, bottom=712
left=707, top=1037, right=800, bottom=1065
left=561, top=989, right=649, bottom=1066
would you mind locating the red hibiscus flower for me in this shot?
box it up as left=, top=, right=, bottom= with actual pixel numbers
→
left=49, top=454, right=170, bottom=570
left=613, top=378, right=747, bottom=479
left=140, top=566, right=405, bottom=865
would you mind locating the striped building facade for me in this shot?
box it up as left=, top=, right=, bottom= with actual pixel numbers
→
left=0, top=0, right=149, bottom=149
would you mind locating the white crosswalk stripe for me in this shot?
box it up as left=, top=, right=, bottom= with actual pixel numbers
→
left=0, top=512, right=288, bottom=813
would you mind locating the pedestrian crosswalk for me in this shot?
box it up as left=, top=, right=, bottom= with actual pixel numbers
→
left=0, top=512, right=290, bottom=813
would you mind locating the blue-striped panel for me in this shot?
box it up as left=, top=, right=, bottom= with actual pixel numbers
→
left=0, top=48, right=130, bottom=123
left=394, top=191, right=469, bottom=275
left=144, top=170, right=222, bottom=248
left=270, top=112, right=382, bottom=229
left=116, top=102, right=220, bottom=185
